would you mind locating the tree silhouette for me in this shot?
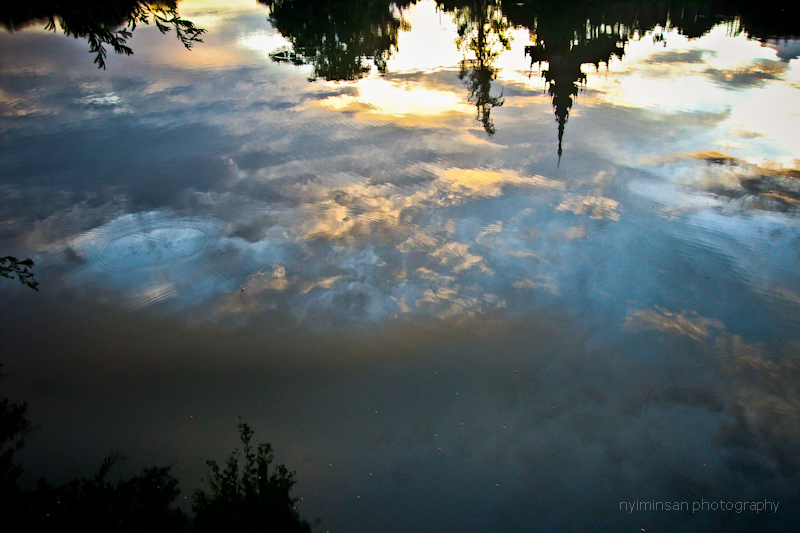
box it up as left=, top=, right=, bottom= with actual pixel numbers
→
left=0, top=367, right=30, bottom=527
left=0, top=394, right=30, bottom=506
left=24, top=457, right=188, bottom=532
left=0, top=405, right=313, bottom=532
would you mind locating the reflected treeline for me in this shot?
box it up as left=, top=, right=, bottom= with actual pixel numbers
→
left=0, top=0, right=204, bottom=68
left=1, top=399, right=312, bottom=532
left=503, top=0, right=800, bottom=44
left=262, top=0, right=799, bottom=158
left=261, top=0, right=414, bottom=81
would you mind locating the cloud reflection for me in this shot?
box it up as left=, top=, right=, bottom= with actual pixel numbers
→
left=0, top=0, right=798, bottom=333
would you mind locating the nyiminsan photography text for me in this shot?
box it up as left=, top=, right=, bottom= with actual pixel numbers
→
left=620, top=500, right=781, bottom=514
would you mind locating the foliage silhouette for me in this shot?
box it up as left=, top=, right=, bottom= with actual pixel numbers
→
left=0, top=0, right=205, bottom=69
left=261, top=0, right=413, bottom=81
left=0, top=403, right=313, bottom=532
left=0, top=256, right=38, bottom=291
left=0, top=393, right=30, bottom=503
left=0, top=383, right=189, bottom=532
left=192, top=419, right=313, bottom=532
left=23, top=457, right=189, bottom=532
left=0, top=366, right=31, bottom=526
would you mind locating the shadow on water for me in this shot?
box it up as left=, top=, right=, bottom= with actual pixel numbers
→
left=0, top=0, right=205, bottom=69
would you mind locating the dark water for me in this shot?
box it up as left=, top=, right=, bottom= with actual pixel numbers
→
left=2, top=0, right=800, bottom=531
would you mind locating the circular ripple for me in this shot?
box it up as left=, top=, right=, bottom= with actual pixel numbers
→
left=617, top=345, right=800, bottom=524
left=87, top=218, right=218, bottom=271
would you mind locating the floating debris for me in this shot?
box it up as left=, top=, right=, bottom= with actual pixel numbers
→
left=269, top=47, right=307, bottom=65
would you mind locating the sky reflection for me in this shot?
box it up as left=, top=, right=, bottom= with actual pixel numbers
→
left=1, top=0, right=798, bottom=332
left=2, top=1, right=800, bottom=531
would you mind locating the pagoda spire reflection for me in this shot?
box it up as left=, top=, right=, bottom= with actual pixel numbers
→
left=525, top=24, right=625, bottom=164
left=505, top=0, right=800, bottom=163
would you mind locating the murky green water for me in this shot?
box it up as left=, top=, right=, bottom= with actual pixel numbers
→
left=2, top=1, right=800, bottom=531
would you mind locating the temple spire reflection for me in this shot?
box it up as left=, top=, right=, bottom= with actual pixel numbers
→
left=504, top=0, right=800, bottom=163
left=524, top=18, right=626, bottom=164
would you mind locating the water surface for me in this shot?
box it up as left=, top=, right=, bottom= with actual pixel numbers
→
left=1, top=1, right=800, bottom=531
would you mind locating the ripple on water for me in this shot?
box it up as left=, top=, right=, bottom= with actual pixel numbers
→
left=618, top=345, right=800, bottom=531
left=619, top=363, right=726, bottom=503
left=83, top=217, right=220, bottom=271
left=68, top=215, right=228, bottom=311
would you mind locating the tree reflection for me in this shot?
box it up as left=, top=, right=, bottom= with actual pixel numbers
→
left=444, top=0, right=511, bottom=135
left=0, top=257, right=38, bottom=291
left=0, top=0, right=205, bottom=69
left=262, top=0, right=413, bottom=81
left=259, top=0, right=798, bottom=151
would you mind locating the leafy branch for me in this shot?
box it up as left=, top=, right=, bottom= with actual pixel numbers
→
left=43, top=1, right=205, bottom=69
left=0, top=257, right=38, bottom=291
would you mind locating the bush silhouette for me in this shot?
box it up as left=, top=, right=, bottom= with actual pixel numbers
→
left=0, top=396, right=313, bottom=532
left=192, top=419, right=312, bottom=532
left=26, top=456, right=188, bottom=533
